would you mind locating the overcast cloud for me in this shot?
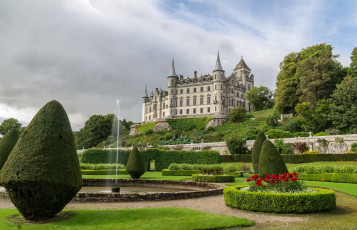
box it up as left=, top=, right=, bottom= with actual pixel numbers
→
left=0, top=0, right=356, bottom=129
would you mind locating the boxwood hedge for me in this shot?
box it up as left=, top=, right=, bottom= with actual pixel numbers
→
left=80, top=148, right=221, bottom=171
left=221, top=153, right=357, bottom=163
left=81, top=169, right=128, bottom=175
left=162, top=169, right=200, bottom=176
left=224, top=185, right=336, bottom=213
left=192, top=174, right=235, bottom=183
left=299, top=173, right=357, bottom=183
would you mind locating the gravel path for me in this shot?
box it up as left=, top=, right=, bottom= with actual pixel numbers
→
left=0, top=194, right=306, bottom=225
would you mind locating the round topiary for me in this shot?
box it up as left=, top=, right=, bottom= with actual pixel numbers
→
left=0, top=100, right=82, bottom=221
left=0, top=129, right=19, bottom=170
left=259, top=140, right=288, bottom=177
left=251, top=132, right=266, bottom=174
left=126, top=146, right=145, bottom=179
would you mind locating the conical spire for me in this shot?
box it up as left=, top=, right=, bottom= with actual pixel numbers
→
left=142, top=85, right=148, bottom=97
left=213, top=51, right=224, bottom=72
left=169, top=59, right=177, bottom=77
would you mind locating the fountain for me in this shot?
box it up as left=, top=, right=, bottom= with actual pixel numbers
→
left=112, top=99, right=120, bottom=192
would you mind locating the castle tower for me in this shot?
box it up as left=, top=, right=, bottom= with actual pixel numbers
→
left=213, top=51, right=225, bottom=116
left=141, top=85, right=148, bottom=122
left=167, top=59, right=178, bottom=118
left=234, top=57, right=252, bottom=111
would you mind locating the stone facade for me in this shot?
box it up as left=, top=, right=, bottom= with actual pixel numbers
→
left=141, top=52, right=254, bottom=123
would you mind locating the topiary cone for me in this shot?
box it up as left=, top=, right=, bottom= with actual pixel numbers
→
left=0, top=129, right=19, bottom=171
left=259, top=140, right=288, bottom=177
left=251, top=132, right=266, bottom=174
left=126, top=146, right=145, bottom=179
left=0, top=100, right=82, bottom=221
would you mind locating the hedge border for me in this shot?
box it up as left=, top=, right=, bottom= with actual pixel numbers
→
left=221, top=154, right=357, bottom=163
left=162, top=169, right=200, bottom=176
left=224, top=185, right=336, bottom=213
left=81, top=169, right=128, bottom=175
left=300, top=173, right=357, bottom=183
left=192, top=174, right=235, bottom=183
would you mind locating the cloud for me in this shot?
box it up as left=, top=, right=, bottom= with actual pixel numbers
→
left=0, top=0, right=355, bottom=128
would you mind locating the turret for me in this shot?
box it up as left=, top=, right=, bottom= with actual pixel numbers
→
left=167, top=59, right=178, bottom=117
left=213, top=51, right=225, bottom=116
left=141, top=85, right=149, bottom=122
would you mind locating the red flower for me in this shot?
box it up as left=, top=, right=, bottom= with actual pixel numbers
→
left=293, top=172, right=298, bottom=177
left=284, top=177, right=289, bottom=182
left=256, top=180, right=262, bottom=186
left=247, top=178, right=253, bottom=182
left=288, top=173, right=293, bottom=178
left=265, top=174, right=271, bottom=179
left=291, top=177, right=298, bottom=182
left=253, top=174, right=259, bottom=180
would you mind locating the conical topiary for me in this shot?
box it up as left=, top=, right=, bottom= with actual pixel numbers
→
left=126, top=146, right=145, bottom=179
left=0, top=100, right=82, bottom=221
left=252, top=132, right=266, bottom=174
left=259, top=140, right=288, bottom=177
left=0, top=129, right=19, bottom=170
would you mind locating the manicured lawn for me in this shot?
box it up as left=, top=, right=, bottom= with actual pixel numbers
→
left=304, top=181, right=357, bottom=197
left=0, top=207, right=254, bottom=230
left=82, top=171, right=191, bottom=181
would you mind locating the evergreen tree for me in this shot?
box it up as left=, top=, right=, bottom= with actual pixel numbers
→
left=126, top=146, right=145, bottom=179
left=259, top=140, right=288, bottom=177
left=246, top=86, right=274, bottom=111
left=252, top=132, right=266, bottom=174
left=347, top=47, right=357, bottom=79
left=0, top=129, right=19, bottom=170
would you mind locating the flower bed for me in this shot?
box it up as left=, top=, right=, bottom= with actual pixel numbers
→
left=300, top=173, right=357, bottom=183
left=162, top=169, right=200, bottom=176
left=224, top=185, right=336, bottom=213
left=192, top=174, right=235, bottom=183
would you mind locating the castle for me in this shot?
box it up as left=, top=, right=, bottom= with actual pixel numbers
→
left=141, top=52, right=255, bottom=125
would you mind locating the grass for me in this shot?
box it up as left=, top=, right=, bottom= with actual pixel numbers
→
left=251, top=108, right=274, bottom=120
left=0, top=207, right=254, bottom=230
left=82, top=171, right=192, bottom=181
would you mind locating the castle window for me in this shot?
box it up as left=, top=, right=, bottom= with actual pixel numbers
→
left=215, top=84, right=216, bottom=89
left=200, top=87, right=203, bottom=92
left=171, top=80, right=173, bottom=85
left=208, top=86, right=211, bottom=91
left=186, top=98, right=190, bottom=106
left=180, top=89, right=183, bottom=94
left=200, top=97, right=203, bottom=105
left=208, top=107, right=210, bottom=113
left=215, top=106, right=216, bottom=111
left=193, top=108, right=196, bottom=114
left=248, top=85, right=251, bottom=90
left=153, top=104, right=157, bottom=112
left=200, top=108, right=203, bottom=113
left=194, top=88, right=196, bottom=93
left=186, top=109, right=189, bottom=114
left=193, top=97, right=196, bottom=105
left=187, top=88, right=190, bottom=93
left=180, top=109, right=182, bottom=114
left=163, top=112, right=165, bottom=117
left=180, top=99, right=183, bottom=106
left=149, top=107, right=151, bottom=113
left=149, top=115, right=151, bottom=120
left=207, top=97, right=211, bottom=104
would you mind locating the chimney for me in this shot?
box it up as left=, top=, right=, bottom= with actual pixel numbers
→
left=194, top=71, right=197, bottom=78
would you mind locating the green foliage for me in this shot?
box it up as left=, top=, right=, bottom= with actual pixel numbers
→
left=0, top=100, right=82, bottom=221
left=221, top=154, right=253, bottom=163
left=226, top=135, right=248, bottom=154
left=351, top=143, right=357, bottom=152
left=294, top=165, right=357, bottom=174
left=136, top=122, right=156, bottom=135
left=80, top=163, right=125, bottom=170
left=158, top=136, right=194, bottom=145
left=300, top=173, right=357, bottom=183
left=192, top=174, right=235, bottom=182
left=81, top=169, right=128, bottom=175
left=224, top=185, right=336, bottom=213
left=80, top=148, right=221, bottom=171
left=330, top=76, right=357, bottom=133
left=126, top=146, right=146, bottom=179
left=347, top=47, right=357, bottom=79
left=162, top=169, right=200, bottom=176
left=168, top=163, right=224, bottom=171
left=246, top=86, right=274, bottom=111
left=251, top=132, right=266, bottom=174
left=274, top=139, right=292, bottom=154
left=259, top=140, right=288, bottom=176
left=144, top=129, right=154, bottom=135
left=166, top=117, right=212, bottom=131
left=265, top=129, right=294, bottom=139
left=229, top=107, right=247, bottom=122
left=294, top=132, right=309, bottom=137
left=282, top=117, right=304, bottom=133
left=0, top=118, right=22, bottom=135
left=0, top=129, right=19, bottom=170
left=314, top=132, right=330, bottom=136
left=265, top=113, right=280, bottom=129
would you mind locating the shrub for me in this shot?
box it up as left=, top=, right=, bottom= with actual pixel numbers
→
left=226, top=135, right=248, bottom=154
left=80, top=163, right=125, bottom=170
left=0, top=100, right=82, bottom=221
left=126, top=146, right=145, bottom=179
left=162, top=169, right=200, bottom=176
left=274, top=139, right=292, bottom=155
left=282, top=117, right=304, bottom=133
left=144, top=129, right=154, bottom=135
left=294, top=165, right=357, bottom=174
left=168, top=163, right=223, bottom=171
left=351, top=143, right=357, bottom=152
left=229, top=107, right=247, bottom=123
left=81, top=148, right=220, bottom=171
left=192, top=174, right=235, bottom=183
left=164, top=133, right=173, bottom=140
left=166, top=117, right=212, bottom=131
left=265, top=129, right=294, bottom=139
left=299, top=173, right=357, bottom=183
left=81, top=169, right=128, bottom=175
left=251, top=132, right=266, bottom=174
left=294, top=132, right=309, bottom=137
left=136, top=122, right=155, bottom=135
left=293, top=142, right=309, bottom=153
left=259, top=140, right=288, bottom=177
left=0, top=129, right=19, bottom=170
left=303, top=150, right=321, bottom=154
left=224, top=185, right=336, bottom=213
left=314, top=132, right=330, bottom=136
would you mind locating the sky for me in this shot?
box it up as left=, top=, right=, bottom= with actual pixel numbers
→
left=0, top=0, right=356, bottom=130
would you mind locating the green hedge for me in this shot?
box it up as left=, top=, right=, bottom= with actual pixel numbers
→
left=166, top=117, right=212, bottom=131
left=81, top=169, right=128, bottom=175
left=224, top=185, right=336, bottom=213
left=192, top=174, right=235, bottom=183
left=80, top=148, right=221, bottom=171
left=221, top=154, right=357, bottom=163
left=162, top=169, right=200, bottom=176
left=300, top=173, right=357, bottom=183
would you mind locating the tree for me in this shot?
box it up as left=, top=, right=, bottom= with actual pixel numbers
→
left=0, top=129, right=19, bottom=170
left=126, top=146, right=145, bottom=179
left=0, top=100, right=82, bottom=221
left=252, top=132, right=266, bottom=174
left=329, top=76, right=357, bottom=133
left=0, top=118, right=22, bottom=135
left=347, top=47, right=357, bottom=79
left=274, top=44, right=335, bottom=114
left=296, top=53, right=345, bottom=105
left=259, top=140, right=288, bottom=177
left=229, top=107, right=246, bottom=122
left=246, top=86, right=274, bottom=111
left=82, top=114, right=113, bottom=148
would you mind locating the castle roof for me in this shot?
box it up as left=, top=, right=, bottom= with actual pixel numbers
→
left=142, top=85, right=148, bottom=97
left=169, top=59, right=177, bottom=77
left=213, top=51, right=224, bottom=72
left=235, top=58, right=250, bottom=70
